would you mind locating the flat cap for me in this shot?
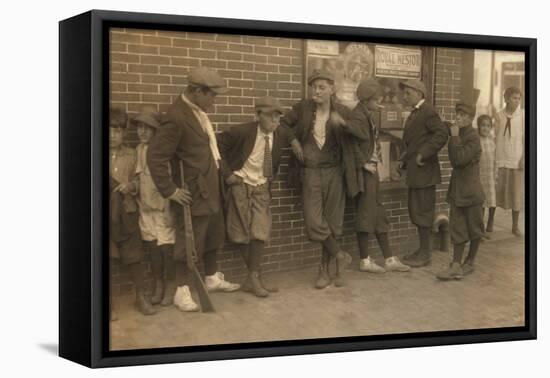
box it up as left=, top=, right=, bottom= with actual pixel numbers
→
left=308, top=69, right=335, bottom=85
left=255, top=96, right=285, bottom=114
left=110, top=106, right=128, bottom=128
left=455, top=101, right=477, bottom=117
left=187, top=67, right=228, bottom=94
left=399, top=79, right=427, bottom=97
left=132, top=106, right=161, bottom=129
left=356, top=79, right=382, bottom=102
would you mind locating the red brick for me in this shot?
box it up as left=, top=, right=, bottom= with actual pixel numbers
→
left=110, top=32, right=141, bottom=44
left=160, top=47, right=189, bottom=57
left=172, top=38, right=201, bottom=48
left=111, top=53, right=140, bottom=64
left=217, top=51, right=243, bottom=61
left=140, top=55, right=169, bottom=65
left=141, top=74, right=171, bottom=84
left=142, top=35, right=172, bottom=46
left=128, top=64, right=158, bottom=74
left=111, top=72, right=140, bottom=83
left=201, top=41, right=228, bottom=51
left=228, top=43, right=253, bottom=53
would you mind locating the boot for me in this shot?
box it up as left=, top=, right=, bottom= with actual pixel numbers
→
left=315, top=264, right=331, bottom=289
left=245, top=271, right=269, bottom=298
left=259, top=273, right=279, bottom=293
left=436, top=262, right=463, bottom=281
left=135, top=291, right=156, bottom=315
left=174, top=285, right=199, bottom=312
left=404, top=249, right=431, bottom=268
left=161, top=280, right=177, bottom=306
left=150, top=279, right=164, bottom=305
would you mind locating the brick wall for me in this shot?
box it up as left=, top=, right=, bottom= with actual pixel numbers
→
left=109, top=28, right=467, bottom=296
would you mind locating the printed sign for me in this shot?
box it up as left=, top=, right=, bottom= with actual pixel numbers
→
left=375, top=45, right=422, bottom=79
left=307, top=40, right=340, bottom=56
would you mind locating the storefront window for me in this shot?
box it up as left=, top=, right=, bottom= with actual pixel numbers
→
left=305, top=40, right=433, bottom=184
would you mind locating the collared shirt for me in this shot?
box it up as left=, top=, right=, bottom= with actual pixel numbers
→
left=494, top=106, right=524, bottom=169
left=180, top=93, right=222, bottom=168
left=234, top=125, right=274, bottom=186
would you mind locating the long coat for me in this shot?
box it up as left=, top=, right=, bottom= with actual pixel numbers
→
left=401, top=102, right=448, bottom=188
left=447, top=125, right=485, bottom=207
left=147, top=96, right=221, bottom=217
left=280, top=99, right=361, bottom=197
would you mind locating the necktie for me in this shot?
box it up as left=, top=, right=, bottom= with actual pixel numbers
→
left=371, top=115, right=383, bottom=164
left=504, top=116, right=512, bottom=138
left=263, top=135, right=273, bottom=180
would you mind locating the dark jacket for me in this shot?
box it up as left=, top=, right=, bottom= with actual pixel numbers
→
left=345, top=102, right=377, bottom=167
left=217, top=122, right=289, bottom=181
left=402, top=101, right=448, bottom=188
left=280, top=99, right=361, bottom=197
left=447, top=125, right=485, bottom=207
left=147, top=96, right=221, bottom=216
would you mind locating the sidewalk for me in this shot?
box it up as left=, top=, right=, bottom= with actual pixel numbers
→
left=110, top=209, right=525, bottom=351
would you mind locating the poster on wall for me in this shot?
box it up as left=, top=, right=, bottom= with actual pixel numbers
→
left=375, top=45, right=422, bottom=79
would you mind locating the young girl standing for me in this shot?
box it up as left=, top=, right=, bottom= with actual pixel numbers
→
left=477, top=115, right=497, bottom=236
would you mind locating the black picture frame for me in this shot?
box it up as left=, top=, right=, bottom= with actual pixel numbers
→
left=59, top=9, right=537, bottom=368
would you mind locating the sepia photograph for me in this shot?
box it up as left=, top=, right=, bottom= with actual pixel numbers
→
left=106, top=25, right=527, bottom=352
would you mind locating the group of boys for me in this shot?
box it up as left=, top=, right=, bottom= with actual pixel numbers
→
left=109, top=66, right=487, bottom=317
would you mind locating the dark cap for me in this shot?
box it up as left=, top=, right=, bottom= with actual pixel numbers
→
left=356, top=79, right=382, bottom=102
left=187, top=67, right=228, bottom=94
left=131, top=106, right=161, bottom=129
left=110, top=106, right=128, bottom=129
left=455, top=101, right=477, bottom=117
left=308, top=69, right=335, bottom=85
left=255, top=96, right=285, bottom=114
left=399, top=79, right=427, bottom=97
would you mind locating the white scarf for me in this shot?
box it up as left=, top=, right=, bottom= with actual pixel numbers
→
left=181, top=94, right=221, bottom=168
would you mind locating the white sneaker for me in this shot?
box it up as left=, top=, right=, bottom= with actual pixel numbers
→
left=205, top=272, right=241, bottom=292
left=174, top=285, right=199, bottom=312
left=359, top=256, right=386, bottom=273
left=385, top=256, right=411, bottom=272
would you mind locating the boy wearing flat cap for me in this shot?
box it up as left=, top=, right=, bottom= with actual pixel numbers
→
left=344, top=79, right=410, bottom=273
left=280, top=69, right=360, bottom=289
left=132, top=107, right=183, bottom=310
left=217, top=97, right=292, bottom=298
left=398, top=79, right=448, bottom=268
left=109, top=106, right=156, bottom=317
left=436, top=101, right=485, bottom=280
left=147, top=67, right=240, bottom=313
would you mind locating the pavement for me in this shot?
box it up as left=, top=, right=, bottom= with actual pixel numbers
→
left=110, top=208, right=525, bottom=351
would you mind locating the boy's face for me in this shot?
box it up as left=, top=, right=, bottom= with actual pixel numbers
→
left=257, top=110, right=281, bottom=134
left=109, top=126, right=125, bottom=149
left=310, top=79, right=334, bottom=105
left=506, top=93, right=522, bottom=112
left=402, top=87, right=423, bottom=107
left=455, top=111, right=473, bottom=128
left=136, top=122, right=155, bottom=144
left=479, top=119, right=492, bottom=137
left=191, top=87, right=217, bottom=112
left=365, top=95, right=383, bottom=112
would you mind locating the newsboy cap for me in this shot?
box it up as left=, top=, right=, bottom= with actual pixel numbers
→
left=187, top=67, right=228, bottom=94
left=308, top=69, right=335, bottom=85
left=110, top=106, right=128, bottom=129
left=132, top=106, right=161, bottom=129
left=455, top=101, right=477, bottom=117
left=255, top=96, right=285, bottom=114
left=399, top=79, right=427, bottom=97
left=356, top=79, right=382, bottom=102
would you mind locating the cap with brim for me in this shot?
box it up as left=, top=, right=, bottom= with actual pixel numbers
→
left=455, top=101, right=476, bottom=117
left=110, top=107, right=128, bottom=128
left=356, top=79, right=383, bottom=102
left=398, top=79, right=427, bottom=97
left=132, top=112, right=161, bottom=129
left=255, top=96, right=285, bottom=114
left=308, top=69, right=335, bottom=85
left=188, top=66, right=228, bottom=94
